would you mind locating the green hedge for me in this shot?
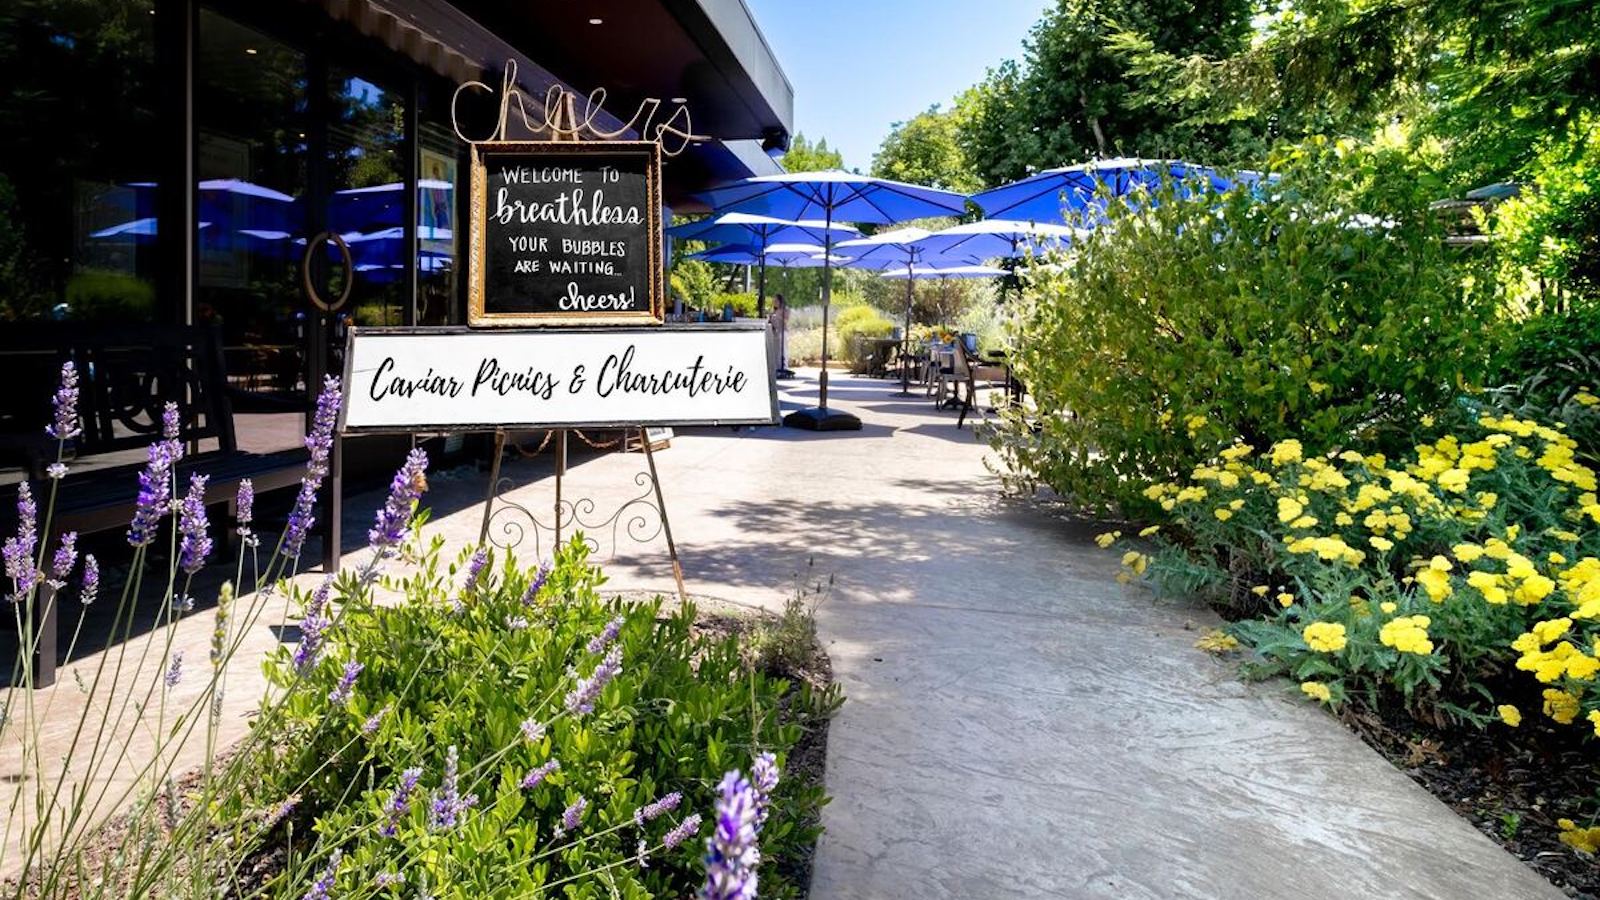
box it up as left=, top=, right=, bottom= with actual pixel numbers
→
left=992, top=140, right=1502, bottom=516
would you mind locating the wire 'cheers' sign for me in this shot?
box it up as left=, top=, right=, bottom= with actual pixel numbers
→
left=340, top=325, right=778, bottom=431
left=469, top=141, right=664, bottom=326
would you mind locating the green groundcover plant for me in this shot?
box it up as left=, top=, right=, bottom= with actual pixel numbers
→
left=992, top=139, right=1501, bottom=517
left=254, top=535, right=839, bottom=899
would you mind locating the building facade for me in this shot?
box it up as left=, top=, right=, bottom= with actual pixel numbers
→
left=0, top=0, right=789, bottom=465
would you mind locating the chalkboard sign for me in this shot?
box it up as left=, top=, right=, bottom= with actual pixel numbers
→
left=468, top=141, right=664, bottom=326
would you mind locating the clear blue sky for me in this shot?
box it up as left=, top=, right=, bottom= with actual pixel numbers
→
left=745, top=0, right=1052, bottom=172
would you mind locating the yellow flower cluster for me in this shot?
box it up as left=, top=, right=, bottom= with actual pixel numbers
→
left=1122, top=407, right=1600, bottom=760
left=1300, top=681, right=1332, bottom=702
left=1194, top=629, right=1241, bottom=653
left=1557, top=819, right=1600, bottom=853
left=1512, top=617, right=1600, bottom=683
left=1302, top=621, right=1348, bottom=653
left=1544, top=688, right=1581, bottom=724
left=1379, top=615, right=1434, bottom=655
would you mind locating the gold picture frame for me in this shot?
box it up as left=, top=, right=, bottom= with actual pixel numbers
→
left=468, top=140, right=664, bottom=327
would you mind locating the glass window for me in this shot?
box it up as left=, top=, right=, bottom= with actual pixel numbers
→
left=417, top=121, right=460, bottom=326
left=0, top=0, right=160, bottom=325
left=327, top=67, right=407, bottom=334
left=196, top=9, right=308, bottom=451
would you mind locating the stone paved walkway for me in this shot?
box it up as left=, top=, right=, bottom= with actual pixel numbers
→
left=5, top=369, right=1564, bottom=898
left=504, top=370, right=1561, bottom=900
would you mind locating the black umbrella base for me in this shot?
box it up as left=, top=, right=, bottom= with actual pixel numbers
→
left=775, top=368, right=797, bottom=379
left=887, top=390, right=918, bottom=398
left=783, top=407, right=862, bottom=431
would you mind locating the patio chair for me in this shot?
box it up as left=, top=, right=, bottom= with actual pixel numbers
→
left=952, top=340, right=1009, bottom=429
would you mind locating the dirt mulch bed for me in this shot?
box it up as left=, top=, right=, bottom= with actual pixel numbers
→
left=668, top=594, right=837, bottom=898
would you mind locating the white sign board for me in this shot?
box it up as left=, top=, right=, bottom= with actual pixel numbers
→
left=340, top=325, right=778, bottom=432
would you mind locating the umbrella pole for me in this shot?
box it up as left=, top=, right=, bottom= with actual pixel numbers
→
left=818, top=204, right=832, bottom=409
left=895, top=261, right=914, bottom=396
left=756, top=253, right=768, bottom=318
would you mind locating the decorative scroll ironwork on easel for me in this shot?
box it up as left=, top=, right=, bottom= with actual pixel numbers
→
left=484, top=468, right=665, bottom=562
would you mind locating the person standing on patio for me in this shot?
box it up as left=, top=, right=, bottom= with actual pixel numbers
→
left=771, top=292, right=793, bottom=378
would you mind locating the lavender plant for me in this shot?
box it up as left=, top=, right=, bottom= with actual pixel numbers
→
left=0, top=364, right=836, bottom=899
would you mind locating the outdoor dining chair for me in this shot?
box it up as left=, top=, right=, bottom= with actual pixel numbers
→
left=953, top=340, right=1011, bottom=429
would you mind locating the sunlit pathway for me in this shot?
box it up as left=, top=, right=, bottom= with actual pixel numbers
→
left=516, top=369, right=1561, bottom=899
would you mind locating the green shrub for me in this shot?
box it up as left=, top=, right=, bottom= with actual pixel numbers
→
left=64, top=267, right=155, bottom=322
left=835, top=305, right=894, bottom=371
left=713, top=291, right=760, bottom=317
left=992, top=140, right=1501, bottom=516
left=256, top=537, right=839, bottom=899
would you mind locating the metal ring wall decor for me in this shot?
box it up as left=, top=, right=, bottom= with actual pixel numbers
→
left=302, top=230, right=354, bottom=312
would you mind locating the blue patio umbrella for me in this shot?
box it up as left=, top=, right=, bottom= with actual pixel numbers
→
left=912, top=219, right=1081, bottom=260
left=835, top=227, right=982, bottom=395
left=970, top=158, right=1261, bottom=225
left=670, top=213, right=861, bottom=316
left=698, top=170, right=968, bottom=431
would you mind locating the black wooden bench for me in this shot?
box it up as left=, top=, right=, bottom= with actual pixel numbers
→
left=0, top=324, right=332, bottom=687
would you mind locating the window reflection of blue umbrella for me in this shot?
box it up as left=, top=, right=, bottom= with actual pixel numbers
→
left=696, top=170, right=967, bottom=431
left=329, top=180, right=453, bottom=234
left=669, top=213, right=860, bottom=316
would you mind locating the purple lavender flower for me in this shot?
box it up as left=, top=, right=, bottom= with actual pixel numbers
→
left=663, top=813, right=702, bottom=849
left=520, top=717, right=545, bottom=744
left=587, top=616, right=624, bottom=655
left=165, top=651, right=184, bottom=688
left=699, top=772, right=761, bottom=900
left=177, top=473, right=212, bottom=575
left=46, top=463, right=67, bottom=481
left=750, top=752, right=779, bottom=828
left=47, top=361, right=81, bottom=440
left=429, top=745, right=477, bottom=830
left=521, top=562, right=551, bottom=606
left=369, top=448, right=428, bottom=553
left=634, top=791, right=682, bottom=827
left=520, top=758, right=559, bottom=790
left=236, top=479, right=254, bottom=538
left=638, top=839, right=650, bottom=868
left=564, top=645, right=623, bottom=716
left=362, top=706, right=390, bottom=737
left=292, top=576, right=334, bottom=673
left=461, top=547, right=489, bottom=595
left=161, top=402, right=180, bottom=441
left=4, top=482, right=39, bottom=601
left=283, top=377, right=342, bottom=560
left=45, top=531, right=77, bottom=589
left=128, top=426, right=180, bottom=547
left=265, top=794, right=300, bottom=829
left=80, top=554, right=98, bottom=605
left=506, top=615, right=529, bottom=630
left=374, top=871, right=406, bottom=889
left=301, top=848, right=341, bottom=900
left=553, top=795, right=587, bottom=838
left=381, top=766, right=422, bottom=838
left=327, top=660, right=363, bottom=705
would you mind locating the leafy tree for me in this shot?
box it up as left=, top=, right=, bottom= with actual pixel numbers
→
left=1112, top=0, right=1600, bottom=188
left=779, top=132, right=845, bottom=172
left=946, top=0, right=1259, bottom=187
left=871, top=104, right=982, bottom=192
